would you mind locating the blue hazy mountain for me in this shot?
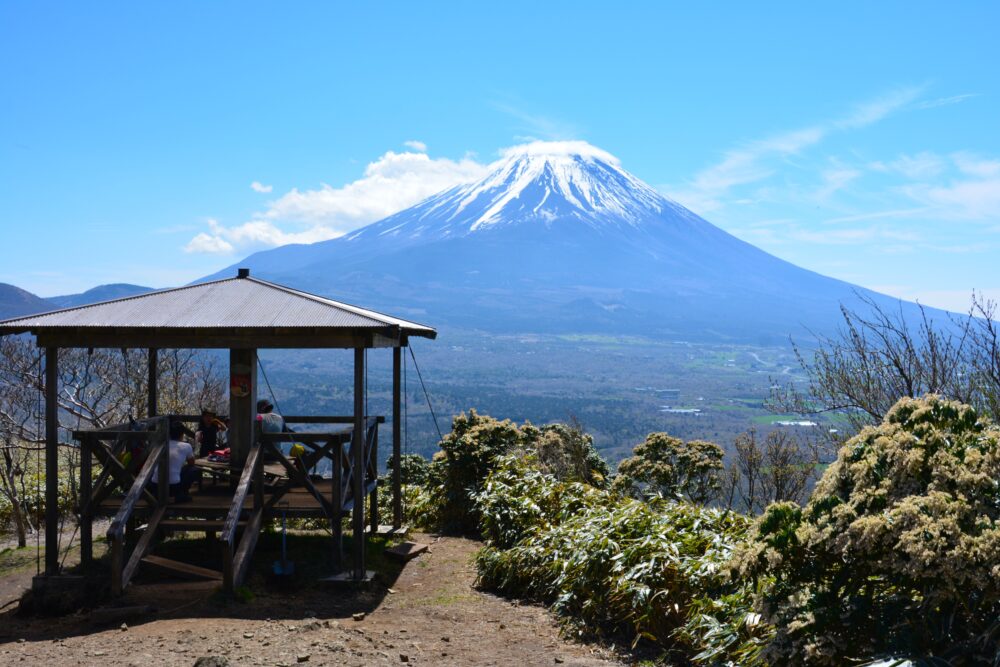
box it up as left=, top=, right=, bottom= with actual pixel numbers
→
left=47, top=283, right=155, bottom=309
left=209, top=140, right=934, bottom=343
left=0, top=283, right=55, bottom=319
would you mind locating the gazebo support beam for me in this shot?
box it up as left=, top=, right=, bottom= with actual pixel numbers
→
left=392, top=346, right=402, bottom=529
left=229, top=349, right=258, bottom=469
left=147, top=348, right=158, bottom=417
left=352, top=347, right=366, bottom=580
left=44, top=347, right=59, bottom=575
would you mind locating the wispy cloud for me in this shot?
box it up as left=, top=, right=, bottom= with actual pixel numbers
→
left=833, top=85, right=924, bottom=129
left=915, top=93, right=979, bottom=110
left=491, top=100, right=582, bottom=141
left=403, top=140, right=427, bottom=152
left=250, top=181, right=273, bottom=193
left=185, top=149, right=489, bottom=254
left=666, top=86, right=924, bottom=213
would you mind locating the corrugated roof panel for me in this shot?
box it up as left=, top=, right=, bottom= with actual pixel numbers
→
left=0, top=277, right=436, bottom=337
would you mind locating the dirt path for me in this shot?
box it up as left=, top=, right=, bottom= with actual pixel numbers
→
left=0, top=534, right=622, bottom=666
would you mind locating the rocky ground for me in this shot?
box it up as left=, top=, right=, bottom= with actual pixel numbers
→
left=0, top=534, right=623, bottom=666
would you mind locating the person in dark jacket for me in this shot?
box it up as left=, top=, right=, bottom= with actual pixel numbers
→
left=195, top=408, right=227, bottom=457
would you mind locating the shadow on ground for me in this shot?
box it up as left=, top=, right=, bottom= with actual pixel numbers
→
left=0, top=529, right=406, bottom=643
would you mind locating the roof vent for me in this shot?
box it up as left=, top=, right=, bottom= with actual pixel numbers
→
left=237, top=268, right=250, bottom=279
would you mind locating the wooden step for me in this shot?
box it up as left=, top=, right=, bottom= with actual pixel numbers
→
left=140, top=555, right=223, bottom=581
left=159, top=518, right=245, bottom=532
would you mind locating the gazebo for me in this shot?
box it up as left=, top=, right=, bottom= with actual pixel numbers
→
left=0, top=268, right=435, bottom=594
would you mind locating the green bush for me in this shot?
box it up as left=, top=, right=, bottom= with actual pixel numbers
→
left=422, top=410, right=610, bottom=534
left=734, top=395, right=1000, bottom=664
left=474, top=455, right=771, bottom=663
left=612, top=433, right=725, bottom=504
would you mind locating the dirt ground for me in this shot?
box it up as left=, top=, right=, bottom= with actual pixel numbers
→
left=0, top=533, right=624, bottom=666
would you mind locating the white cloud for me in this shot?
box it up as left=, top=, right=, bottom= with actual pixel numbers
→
left=666, top=87, right=922, bottom=214
left=403, top=140, right=427, bottom=152
left=251, top=181, right=273, bottom=193
left=184, top=220, right=235, bottom=254
left=897, top=153, right=1000, bottom=221
left=186, top=149, right=489, bottom=254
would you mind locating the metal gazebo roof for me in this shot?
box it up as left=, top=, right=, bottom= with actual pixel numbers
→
left=0, top=271, right=436, bottom=349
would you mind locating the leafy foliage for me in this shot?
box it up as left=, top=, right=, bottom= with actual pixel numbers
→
left=612, top=433, right=724, bottom=504
left=423, top=410, right=611, bottom=533
left=474, top=455, right=771, bottom=663
left=734, top=395, right=1000, bottom=664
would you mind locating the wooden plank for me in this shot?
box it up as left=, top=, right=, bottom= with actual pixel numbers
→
left=232, top=507, right=264, bottom=588
left=107, top=438, right=167, bottom=541
left=220, top=444, right=261, bottom=544
left=36, top=330, right=381, bottom=350
left=332, top=439, right=343, bottom=572
left=147, top=348, right=157, bottom=418
left=392, top=346, right=402, bottom=529
left=121, top=505, right=167, bottom=589
left=44, top=346, right=59, bottom=575
left=368, top=423, right=379, bottom=534
left=229, top=348, right=257, bottom=467
left=159, top=518, right=243, bottom=531
left=352, top=347, right=366, bottom=581
left=90, top=440, right=158, bottom=510
left=80, top=435, right=93, bottom=569
left=141, top=554, right=223, bottom=581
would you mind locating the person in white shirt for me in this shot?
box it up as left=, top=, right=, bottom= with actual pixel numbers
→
left=150, top=421, right=198, bottom=502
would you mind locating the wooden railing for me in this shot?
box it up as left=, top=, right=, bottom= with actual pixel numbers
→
left=101, top=416, right=170, bottom=596
left=221, top=438, right=263, bottom=592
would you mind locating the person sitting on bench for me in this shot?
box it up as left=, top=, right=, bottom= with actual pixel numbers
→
left=195, top=407, right=227, bottom=457
left=150, top=421, right=198, bottom=503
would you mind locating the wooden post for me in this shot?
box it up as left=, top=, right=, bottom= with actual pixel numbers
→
left=392, top=346, right=402, bottom=529
left=156, top=417, right=169, bottom=507
left=332, top=438, right=343, bottom=572
left=253, top=422, right=263, bottom=511
left=228, top=349, right=258, bottom=469
left=369, top=424, right=379, bottom=534
left=80, top=435, right=92, bottom=569
left=352, top=347, right=365, bottom=580
left=147, top=348, right=158, bottom=418
left=44, top=346, right=59, bottom=575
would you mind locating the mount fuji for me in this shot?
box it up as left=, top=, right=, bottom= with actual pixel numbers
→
left=205, top=142, right=926, bottom=343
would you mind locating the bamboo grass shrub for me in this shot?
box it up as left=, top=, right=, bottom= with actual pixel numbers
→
left=474, top=455, right=772, bottom=663
left=733, top=395, right=1000, bottom=664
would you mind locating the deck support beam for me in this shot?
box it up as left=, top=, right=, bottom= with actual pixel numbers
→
left=392, top=346, right=402, bottom=529
left=352, top=347, right=365, bottom=580
left=147, top=348, right=158, bottom=418
left=229, top=348, right=258, bottom=469
left=45, top=347, right=59, bottom=575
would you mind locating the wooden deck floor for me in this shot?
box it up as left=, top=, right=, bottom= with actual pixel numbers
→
left=97, top=473, right=354, bottom=518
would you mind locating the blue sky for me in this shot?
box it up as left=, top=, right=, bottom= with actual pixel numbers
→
left=2, top=2, right=998, bottom=312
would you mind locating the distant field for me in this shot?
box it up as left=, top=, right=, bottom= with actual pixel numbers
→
left=263, top=330, right=837, bottom=467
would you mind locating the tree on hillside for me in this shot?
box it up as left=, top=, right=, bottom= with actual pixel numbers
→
left=0, top=336, right=224, bottom=545
left=769, top=293, right=1000, bottom=436
left=612, top=432, right=724, bottom=504
left=719, top=428, right=819, bottom=514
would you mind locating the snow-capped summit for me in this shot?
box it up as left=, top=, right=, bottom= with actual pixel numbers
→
left=346, top=140, right=682, bottom=242
left=206, top=141, right=936, bottom=343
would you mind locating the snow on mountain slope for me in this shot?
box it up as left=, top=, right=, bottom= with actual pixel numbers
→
left=203, top=141, right=935, bottom=342
left=345, top=141, right=688, bottom=243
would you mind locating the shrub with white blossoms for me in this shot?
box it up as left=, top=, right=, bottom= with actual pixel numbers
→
left=734, top=395, right=1000, bottom=665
